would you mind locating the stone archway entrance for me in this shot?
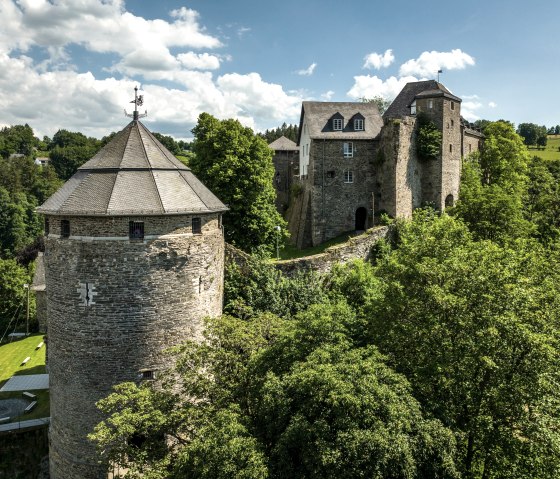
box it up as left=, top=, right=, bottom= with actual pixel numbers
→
left=355, top=207, right=367, bottom=231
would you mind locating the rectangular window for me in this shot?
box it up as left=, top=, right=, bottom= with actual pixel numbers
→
left=468, top=144, right=472, bottom=153
left=344, top=170, right=354, bottom=183
left=61, top=220, right=70, bottom=238
left=141, top=370, right=155, bottom=380
left=45, top=218, right=49, bottom=237
left=451, top=101, right=455, bottom=110
left=428, top=100, right=433, bottom=109
left=410, top=101, right=417, bottom=115
left=192, top=217, right=202, bottom=234
left=354, top=119, right=364, bottom=131
left=218, top=214, right=222, bottom=229
left=343, top=142, right=353, bottom=158
left=449, top=144, right=453, bottom=153
left=129, top=221, right=144, bottom=240
left=332, top=118, right=343, bottom=131
left=451, top=119, right=454, bottom=127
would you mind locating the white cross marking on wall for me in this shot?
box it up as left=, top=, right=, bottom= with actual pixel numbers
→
left=77, top=282, right=98, bottom=306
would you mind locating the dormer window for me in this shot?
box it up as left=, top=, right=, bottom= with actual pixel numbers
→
left=332, top=118, right=343, bottom=131
left=354, top=119, right=364, bottom=131
left=410, top=101, right=417, bottom=115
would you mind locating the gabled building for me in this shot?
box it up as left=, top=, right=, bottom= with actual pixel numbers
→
left=288, top=81, right=482, bottom=248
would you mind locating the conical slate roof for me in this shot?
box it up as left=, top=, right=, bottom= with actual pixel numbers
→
left=38, top=121, right=227, bottom=216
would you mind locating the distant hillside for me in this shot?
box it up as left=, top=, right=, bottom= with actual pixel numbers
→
left=528, top=135, right=560, bottom=161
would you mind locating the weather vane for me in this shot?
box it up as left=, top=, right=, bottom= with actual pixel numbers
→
left=125, top=86, right=147, bottom=120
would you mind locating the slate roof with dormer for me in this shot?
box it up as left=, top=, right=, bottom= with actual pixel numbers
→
left=383, top=80, right=462, bottom=119
left=37, top=120, right=228, bottom=216
left=297, top=102, right=383, bottom=144
left=268, top=136, right=299, bottom=151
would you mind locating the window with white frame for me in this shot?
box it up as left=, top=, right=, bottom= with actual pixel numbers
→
left=354, top=119, right=364, bottom=131
left=344, top=170, right=354, bottom=183
left=333, top=118, right=343, bottom=130
left=428, top=100, right=433, bottom=109
left=343, top=142, right=353, bottom=158
left=410, top=101, right=417, bottom=115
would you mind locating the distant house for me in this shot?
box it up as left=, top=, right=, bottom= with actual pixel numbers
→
left=35, top=157, right=50, bottom=166
left=287, top=80, right=483, bottom=249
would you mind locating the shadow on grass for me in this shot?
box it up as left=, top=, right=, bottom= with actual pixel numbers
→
left=13, top=365, right=47, bottom=377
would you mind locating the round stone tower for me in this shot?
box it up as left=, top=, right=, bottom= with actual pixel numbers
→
left=38, top=119, right=228, bottom=478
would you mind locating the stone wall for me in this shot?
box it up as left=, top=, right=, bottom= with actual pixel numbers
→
left=285, top=178, right=313, bottom=249
left=272, top=149, right=298, bottom=213
left=276, top=225, right=390, bottom=275
left=308, top=139, right=377, bottom=246
left=45, top=213, right=224, bottom=479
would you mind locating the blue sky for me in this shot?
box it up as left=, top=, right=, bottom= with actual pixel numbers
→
left=1, top=0, right=558, bottom=140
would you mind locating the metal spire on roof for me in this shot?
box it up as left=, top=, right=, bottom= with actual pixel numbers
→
left=125, top=86, right=148, bottom=121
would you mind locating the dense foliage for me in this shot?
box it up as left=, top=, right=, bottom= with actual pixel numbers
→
left=517, top=122, right=548, bottom=148
left=415, top=112, right=442, bottom=161
left=92, top=116, right=560, bottom=478
left=190, top=113, right=287, bottom=252
left=258, top=123, right=299, bottom=144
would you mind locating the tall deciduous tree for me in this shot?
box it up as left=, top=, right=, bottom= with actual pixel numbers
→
left=190, top=113, right=287, bottom=252
left=92, top=304, right=458, bottom=478
left=364, top=212, right=560, bottom=479
left=454, top=121, right=532, bottom=242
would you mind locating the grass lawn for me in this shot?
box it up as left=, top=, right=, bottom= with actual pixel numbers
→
left=527, top=135, right=560, bottom=162
left=278, top=231, right=358, bottom=260
left=0, top=334, right=46, bottom=387
left=0, top=334, right=49, bottom=422
left=0, top=389, right=50, bottom=421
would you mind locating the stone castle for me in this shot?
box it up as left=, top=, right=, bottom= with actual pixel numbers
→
left=38, top=117, right=227, bottom=478
left=38, top=80, right=480, bottom=478
left=270, top=80, right=483, bottom=248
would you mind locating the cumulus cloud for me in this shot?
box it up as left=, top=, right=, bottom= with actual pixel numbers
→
left=461, top=100, right=484, bottom=121
left=363, top=49, right=394, bottom=70
left=177, top=52, right=221, bottom=70
left=489, top=101, right=497, bottom=108
left=347, top=75, right=419, bottom=101
left=321, top=90, right=335, bottom=100
left=296, top=63, right=317, bottom=76
left=399, top=49, right=475, bottom=77
left=0, top=1, right=305, bottom=139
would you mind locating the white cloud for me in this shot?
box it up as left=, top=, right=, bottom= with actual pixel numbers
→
left=0, top=1, right=308, bottom=138
left=489, top=101, right=497, bottom=108
left=321, top=90, right=335, bottom=100
left=363, top=49, right=394, bottom=70
left=237, top=27, right=251, bottom=38
left=461, top=100, right=484, bottom=121
left=296, top=63, right=317, bottom=76
left=399, top=49, right=475, bottom=77
left=177, top=52, right=221, bottom=70
left=347, top=75, right=419, bottom=100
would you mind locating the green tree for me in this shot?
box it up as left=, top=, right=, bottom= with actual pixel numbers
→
left=48, top=129, right=101, bottom=180
left=92, top=304, right=459, bottom=478
left=190, top=113, right=287, bottom=252
left=0, top=258, right=30, bottom=335
left=517, top=123, right=547, bottom=148
left=366, top=211, right=560, bottom=478
left=416, top=112, right=442, bottom=161
left=224, top=252, right=326, bottom=319
left=0, top=124, right=37, bottom=158
left=359, top=96, right=392, bottom=115
left=153, top=132, right=181, bottom=156
left=453, top=121, right=532, bottom=242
